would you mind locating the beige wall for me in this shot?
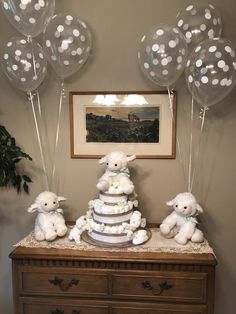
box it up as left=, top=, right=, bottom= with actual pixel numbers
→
left=0, top=0, right=236, bottom=313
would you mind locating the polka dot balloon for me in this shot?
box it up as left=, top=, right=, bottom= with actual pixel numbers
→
left=2, top=36, right=47, bottom=92
left=176, top=3, right=222, bottom=52
left=1, top=0, right=55, bottom=38
left=138, top=24, right=188, bottom=87
left=185, top=38, right=236, bottom=107
left=44, top=13, right=92, bottom=78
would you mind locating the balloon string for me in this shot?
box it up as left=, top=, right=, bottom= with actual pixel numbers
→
left=167, top=88, right=187, bottom=189
left=51, top=79, right=65, bottom=192
left=27, top=36, right=39, bottom=98
left=188, top=96, right=194, bottom=192
left=27, top=37, right=42, bottom=119
left=28, top=91, right=49, bottom=191
left=36, top=88, right=42, bottom=118
left=190, top=106, right=207, bottom=192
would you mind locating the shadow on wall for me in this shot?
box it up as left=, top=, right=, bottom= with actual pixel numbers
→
left=0, top=191, right=34, bottom=314
left=0, top=194, right=34, bottom=237
left=129, top=163, right=157, bottom=219
left=209, top=87, right=236, bottom=120
left=0, top=257, right=13, bottom=314
left=214, top=246, right=236, bottom=314
left=195, top=90, right=236, bottom=206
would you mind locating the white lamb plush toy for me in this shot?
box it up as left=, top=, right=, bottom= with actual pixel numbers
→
left=129, top=210, right=142, bottom=230
left=122, top=210, right=143, bottom=238
left=69, top=215, right=89, bottom=243
left=160, top=192, right=204, bottom=245
left=132, top=229, right=148, bottom=245
left=28, top=191, right=67, bottom=242
left=96, top=151, right=136, bottom=195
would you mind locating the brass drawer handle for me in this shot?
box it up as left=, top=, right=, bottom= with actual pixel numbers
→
left=51, top=309, right=64, bottom=314
left=51, top=310, right=80, bottom=314
left=49, top=277, right=80, bottom=291
left=141, top=280, right=173, bottom=296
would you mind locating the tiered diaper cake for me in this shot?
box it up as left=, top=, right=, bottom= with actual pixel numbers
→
left=69, top=151, right=149, bottom=247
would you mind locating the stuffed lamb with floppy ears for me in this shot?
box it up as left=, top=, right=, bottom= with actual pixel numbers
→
left=132, top=229, right=148, bottom=245
left=96, top=151, right=136, bottom=195
left=160, top=192, right=204, bottom=245
left=28, top=191, right=67, bottom=242
left=69, top=213, right=92, bottom=244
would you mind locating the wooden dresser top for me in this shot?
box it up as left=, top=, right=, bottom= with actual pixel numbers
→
left=10, top=245, right=216, bottom=266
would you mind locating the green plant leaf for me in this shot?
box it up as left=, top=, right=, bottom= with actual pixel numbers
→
left=0, top=125, right=32, bottom=193
left=23, top=182, right=29, bottom=193
left=23, top=175, right=32, bottom=183
left=13, top=158, right=22, bottom=163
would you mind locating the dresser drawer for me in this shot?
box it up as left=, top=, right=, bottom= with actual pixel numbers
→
left=19, top=297, right=109, bottom=314
left=111, top=271, right=207, bottom=303
left=18, top=266, right=108, bottom=296
left=112, top=302, right=207, bottom=314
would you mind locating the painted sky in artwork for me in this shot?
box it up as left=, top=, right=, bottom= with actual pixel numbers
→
left=86, top=106, right=159, bottom=121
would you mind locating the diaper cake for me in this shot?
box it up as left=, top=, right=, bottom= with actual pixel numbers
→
left=69, top=151, right=150, bottom=247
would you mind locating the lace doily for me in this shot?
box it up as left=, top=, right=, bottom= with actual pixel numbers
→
left=14, top=227, right=215, bottom=255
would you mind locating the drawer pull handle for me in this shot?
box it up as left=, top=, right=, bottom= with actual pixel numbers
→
left=51, top=309, right=64, bottom=314
left=141, top=280, right=173, bottom=296
left=50, top=310, right=80, bottom=314
left=49, top=277, right=80, bottom=291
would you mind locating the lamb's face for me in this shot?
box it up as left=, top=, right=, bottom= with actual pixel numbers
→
left=106, top=153, right=126, bottom=171
left=38, top=193, right=59, bottom=212
left=76, top=216, right=87, bottom=228
left=174, top=200, right=196, bottom=216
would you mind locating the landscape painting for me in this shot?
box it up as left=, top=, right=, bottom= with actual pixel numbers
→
left=86, top=106, right=160, bottom=143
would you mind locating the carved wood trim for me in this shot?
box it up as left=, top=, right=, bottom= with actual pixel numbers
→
left=15, top=258, right=213, bottom=272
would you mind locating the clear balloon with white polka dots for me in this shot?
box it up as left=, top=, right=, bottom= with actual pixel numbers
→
left=2, top=36, right=47, bottom=92
left=43, top=13, right=92, bottom=78
left=138, top=24, right=188, bottom=87
left=1, top=0, right=55, bottom=38
left=176, top=3, right=222, bottom=53
left=185, top=38, right=236, bottom=107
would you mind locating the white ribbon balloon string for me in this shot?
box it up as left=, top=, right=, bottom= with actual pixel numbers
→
left=27, top=37, right=50, bottom=189
left=28, top=91, right=49, bottom=191
left=27, top=36, right=42, bottom=119
left=167, top=87, right=187, bottom=189
left=36, top=89, right=42, bottom=118
left=26, top=36, right=43, bottom=115
left=51, top=79, right=65, bottom=192
left=36, top=88, right=52, bottom=181
left=190, top=106, right=207, bottom=192
left=188, top=95, right=194, bottom=193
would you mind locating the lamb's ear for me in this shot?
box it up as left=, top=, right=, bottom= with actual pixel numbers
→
left=99, top=156, right=107, bottom=164
left=196, top=204, right=203, bottom=213
left=58, top=196, right=66, bottom=202
left=27, top=203, right=38, bottom=213
left=166, top=199, right=175, bottom=206
left=127, top=155, right=136, bottom=162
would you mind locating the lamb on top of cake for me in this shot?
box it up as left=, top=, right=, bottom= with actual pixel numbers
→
left=96, top=151, right=136, bottom=195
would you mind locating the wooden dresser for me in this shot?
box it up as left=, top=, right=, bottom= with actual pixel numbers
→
left=10, top=243, right=216, bottom=314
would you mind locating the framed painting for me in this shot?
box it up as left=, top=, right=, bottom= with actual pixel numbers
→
left=70, top=91, right=176, bottom=158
